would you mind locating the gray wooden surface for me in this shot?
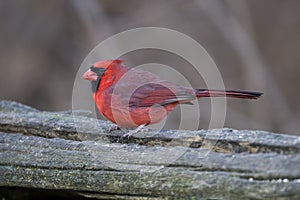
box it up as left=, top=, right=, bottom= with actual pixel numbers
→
left=0, top=100, right=300, bottom=199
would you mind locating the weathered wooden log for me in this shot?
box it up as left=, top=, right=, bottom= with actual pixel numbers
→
left=0, top=100, right=300, bottom=199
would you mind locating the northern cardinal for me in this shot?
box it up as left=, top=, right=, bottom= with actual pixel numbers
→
left=83, top=60, right=262, bottom=136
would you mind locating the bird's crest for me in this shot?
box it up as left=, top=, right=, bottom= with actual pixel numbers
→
left=93, top=60, right=124, bottom=69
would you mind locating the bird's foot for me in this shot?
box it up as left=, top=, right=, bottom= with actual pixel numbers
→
left=122, top=124, right=147, bottom=138
left=108, top=124, right=121, bottom=133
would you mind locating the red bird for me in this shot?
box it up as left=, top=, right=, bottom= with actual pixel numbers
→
left=83, top=60, right=262, bottom=136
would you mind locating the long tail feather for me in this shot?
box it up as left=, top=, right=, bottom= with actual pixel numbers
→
left=195, top=89, right=263, bottom=99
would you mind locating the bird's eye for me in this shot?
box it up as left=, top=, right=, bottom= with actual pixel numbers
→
left=90, top=66, right=106, bottom=76
left=90, top=66, right=98, bottom=73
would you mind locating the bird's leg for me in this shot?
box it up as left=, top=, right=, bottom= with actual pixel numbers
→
left=122, top=124, right=147, bottom=138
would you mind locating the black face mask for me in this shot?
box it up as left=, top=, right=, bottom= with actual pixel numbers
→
left=90, top=66, right=106, bottom=93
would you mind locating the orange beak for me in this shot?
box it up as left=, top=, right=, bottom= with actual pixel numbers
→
left=82, top=69, right=98, bottom=81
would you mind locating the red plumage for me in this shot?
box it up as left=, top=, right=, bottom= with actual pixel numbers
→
left=82, top=60, right=262, bottom=128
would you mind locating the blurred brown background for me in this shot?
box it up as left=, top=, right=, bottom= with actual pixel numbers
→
left=0, top=0, right=299, bottom=135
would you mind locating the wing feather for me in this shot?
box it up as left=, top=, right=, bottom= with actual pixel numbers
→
left=106, top=68, right=196, bottom=108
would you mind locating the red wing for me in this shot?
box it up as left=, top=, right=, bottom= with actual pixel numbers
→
left=129, top=82, right=196, bottom=108
left=107, top=68, right=196, bottom=108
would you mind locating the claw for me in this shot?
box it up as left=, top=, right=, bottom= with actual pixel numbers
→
left=108, top=125, right=120, bottom=133
left=122, top=124, right=147, bottom=138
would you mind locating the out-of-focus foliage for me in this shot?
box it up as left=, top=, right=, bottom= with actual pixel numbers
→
left=0, top=0, right=299, bottom=135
